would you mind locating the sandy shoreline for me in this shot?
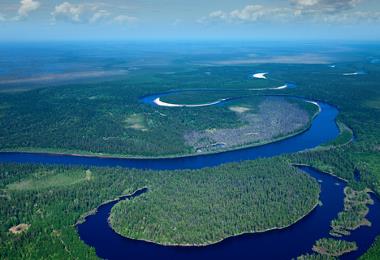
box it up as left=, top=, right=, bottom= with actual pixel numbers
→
left=306, top=100, right=322, bottom=113
left=249, top=84, right=288, bottom=91
left=153, top=97, right=227, bottom=107
left=253, top=72, right=268, bottom=79
left=343, top=72, right=364, bottom=76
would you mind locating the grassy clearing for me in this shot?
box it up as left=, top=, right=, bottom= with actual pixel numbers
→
left=6, top=170, right=91, bottom=191
left=124, top=113, right=148, bottom=131
left=364, top=97, right=380, bottom=110
left=228, top=106, right=251, bottom=113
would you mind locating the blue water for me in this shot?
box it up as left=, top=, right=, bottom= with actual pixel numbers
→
left=0, top=100, right=338, bottom=171
left=76, top=166, right=380, bottom=259
left=1, top=94, right=379, bottom=259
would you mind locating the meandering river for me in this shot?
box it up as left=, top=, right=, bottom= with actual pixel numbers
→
left=76, top=166, right=380, bottom=259
left=0, top=93, right=379, bottom=259
left=0, top=98, right=337, bottom=170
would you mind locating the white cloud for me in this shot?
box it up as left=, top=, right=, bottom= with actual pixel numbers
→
left=321, top=11, right=380, bottom=23
left=89, top=10, right=110, bottom=23
left=199, top=0, right=377, bottom=25
left=209, top=10, right=227, bottom=20
left=230, top=5, right=268, bottom=22
left=52, top=2, right=85, bottom=22
left=199, top=5, right=291, bottom=24
left=291, top=0, right=361, bottom=14
left=113, top=15, right=137, bottom=24
left=18, top=0, right=40, bottom=17
left=0, top=14, right=5, bottom=22
left=291, top=0, right=322, bottom=7
left=51, top=2, right=136, bottom=25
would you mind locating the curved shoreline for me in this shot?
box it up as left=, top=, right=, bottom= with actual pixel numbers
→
left=0, top=121, right=316, bottom=161
left=343, top=72, right=366, bottom=76
left=153, top=97, right=229, bottom=107
left=249, top=84, right=289, bottom=91
left=0, top=99, right=338, bottom=172
left=76, top=165, right=380, bottom=260
left=108, top=198, right=320, bottom=247
left=76, top=187, right=149, bottom=225
left=253, top=72, right=268, bottom=79
left=78, top=165, right=322, bottom=248
left=0, top=94, right=322, bottom=161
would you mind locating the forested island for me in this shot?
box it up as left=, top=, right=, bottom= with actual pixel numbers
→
left=312, top=238, right=358, bottom=257
left=0, top=159, right=319, bottom=257
left=330, top=187, right=373, bottom=237
left=109, top=159, right=319, bottom=246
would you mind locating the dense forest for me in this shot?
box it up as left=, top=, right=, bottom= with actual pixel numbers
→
left=0, top=66, right=316, bottom=158
left=0, top=45, right=380, bottom=257
left=0, top=159, right=319, bottom=258
left=109, top=159, right=319, bottom=245
left=0, top=163, right=141, bottom=259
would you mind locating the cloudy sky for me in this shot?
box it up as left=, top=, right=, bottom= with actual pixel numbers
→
left=0, top=0, right=379, bottom=41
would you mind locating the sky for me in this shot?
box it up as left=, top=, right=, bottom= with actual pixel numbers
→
left=0, top=0, right=379, bottom=41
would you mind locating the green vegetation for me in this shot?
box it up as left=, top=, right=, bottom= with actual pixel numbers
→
left=124, top=113, right=149, bottom=131
left=0, top=164, right=134, bottom=259
left=109, top=159, right=319, bottom=246
left=330, top=187, right=373, bottom=237
left=0, top=159, right=320, bottom=257
left=312, top=238, right=357, bottom=257
left=321, top=122, right=353, bottom=148
left=1, top=44, right=380, bottom=257
left=6, top=169, right=91, bottom=191
left=0, top=84, right=313, bottom=157
left=161, top=90, right=245, bottom=105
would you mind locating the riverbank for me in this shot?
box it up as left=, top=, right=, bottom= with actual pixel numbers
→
left=107, top=162, right=320, bottom=247
left=75, top=165, right=380, bottom=260
left=76, top=187, right=148, bottom=225
left=106, top=164, right=353, bottom=247
left=108, top=200, right=321, bottom=247
left=0, top=103, right=320, bottom=161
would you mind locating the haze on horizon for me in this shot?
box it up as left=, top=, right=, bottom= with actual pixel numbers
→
left=0, top=0, right=380, bottom=41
